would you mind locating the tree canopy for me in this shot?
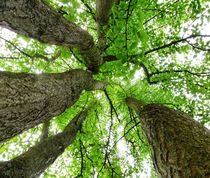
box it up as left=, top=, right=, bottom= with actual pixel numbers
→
left=0, top=0, right=210, bottom=177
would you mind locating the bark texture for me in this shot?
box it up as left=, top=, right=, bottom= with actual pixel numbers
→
left=0, top=0, right=102, bottom=72
left=0, top=69, right=104, bottom=143
left=0, top=110, right=87, bottom=178
left=125, top=97, right=210, bottom=178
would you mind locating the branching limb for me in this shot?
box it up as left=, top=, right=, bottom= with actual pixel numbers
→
left=150, top=69, right=210, bottom=77
left=81, top=0, right=96, bottom=20
left=80, top=140, right=96, bottom=176
left=131, top=34, right=210, bottom=57
left=130, top=59, right=210, bottom=84
left=186, top=40, right=210, bottom=52
left=0, top=36, right=33, bottom=59
left=0, top=36, right=61, bottom=62
left=96, top=0, right=116, bottom=52
left=0, top=0, right=102, bottom=72
left=104, top=89, right=120, bottom=122
left=0, top=110, right=88, bottom=177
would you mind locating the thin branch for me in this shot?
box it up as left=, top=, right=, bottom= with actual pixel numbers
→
left=0, top=56, right=19, bottom=60
left=0, top=36, right=33, bottom=59
left=80, top=0, right=96, bottom=20
left=0, top=36, right=61, bottom=62
left=129, top=59, right=209, bottom=85
left=79, top=140, right=84, bottom=177
left=98, top=90, right=114, bottom=177
left=186, top=40, right=210, bottom=52
left=131, top=34, right=210, bottom=57
left=69, top=48, right=84, bottom=64
left=151, top=69, right=210, bottom=77
left=80, top=140, right=96, bottom=177
left=104, top=89, right=120, bottom=122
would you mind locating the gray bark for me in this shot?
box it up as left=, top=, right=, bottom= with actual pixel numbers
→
left=0, top=110, right=88, bottom=178
left=0, top=69, right=105, bottom=143
left=125, top=96, right=210, bottom=178
left=0, top=0, right=102, bottom=72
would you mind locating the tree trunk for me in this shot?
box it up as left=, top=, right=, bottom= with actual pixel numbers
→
left=0, top=69, right=105, bottom=143
left=125, top=97, right=210, bottom=178
left=0, top=110, right=88, bottom=178
left=96, top=0, right=114, bottom=51
left=0, top=0, right=102, bottom=72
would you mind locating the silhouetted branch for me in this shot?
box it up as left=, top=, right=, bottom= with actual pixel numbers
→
left=151, top=69, right=210, bottom=77
left=0, top=36, right=33, bottom=59
left=186, top=40, right=210, bottom=52
left=104, top=89, right=120, bottom=121
left=130, top=59, right=209, bottom=84
left=131, top=34, right=210, bottom=57
left=0, top=36, right=61, bottom=62
left=81, top=0, right=96, bottom=20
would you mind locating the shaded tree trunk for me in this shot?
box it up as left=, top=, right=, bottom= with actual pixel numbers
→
left=96, top=0, right=114, bottom=51
left=125, top=97, right=210, bottom=178
left=0, top=0, right=102, bottom=72
left=0, top=109, right=88, bottom=178
left=0, top=69, right=105, bottom=143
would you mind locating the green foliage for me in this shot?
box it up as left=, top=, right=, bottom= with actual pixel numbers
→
left=0, top=0, right=210, bottom=177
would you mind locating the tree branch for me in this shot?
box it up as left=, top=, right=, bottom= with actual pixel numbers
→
left=96, top=0, right=117, bottom=52
left=130, top=59, right=210, bottom=84
left=0, top=110, right=88, bottom=177
left=104, top=89, right=120, bottom=122
left=150, top=69, right=210, bottom=77
left=81, top=0, right=95, bottom=20
left=131, top=34, right=210, bottom=57
left=0, top=0, right=102, bottom=72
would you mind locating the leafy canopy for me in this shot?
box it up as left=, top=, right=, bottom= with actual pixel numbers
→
left=0, top=0, right=209, bottom=177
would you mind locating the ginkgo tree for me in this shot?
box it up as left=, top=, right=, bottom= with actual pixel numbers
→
left=0, top=0, right=210, bottom=177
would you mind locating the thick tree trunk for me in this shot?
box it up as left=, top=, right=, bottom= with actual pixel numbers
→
left=0, top=110, right=88, bottom=178
left=125, top=97, right=210, bottom=178
left=0, top=69, right=105, bottom=143
left=0, top=0, right=102, bottom=72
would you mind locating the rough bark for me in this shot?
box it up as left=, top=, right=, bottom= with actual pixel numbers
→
left=125, top=97, right=210, bottom=178
left=0, top=0, right=102, bottom=72
left=0, top=69, right=105, bottom=143
left=0, top=110, right=88, bottom=178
